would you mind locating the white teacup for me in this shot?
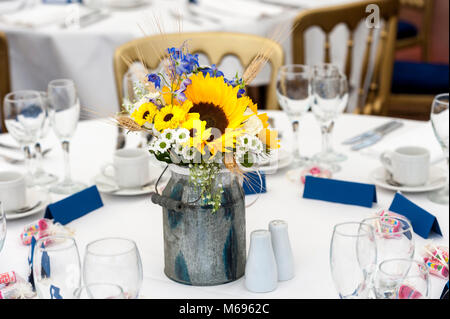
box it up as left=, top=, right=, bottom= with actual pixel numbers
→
left=0, top=171, right=27, bottom=211
left=102, top=148, right=150, bottom=188
left=380, top=146, right=430, bottom=186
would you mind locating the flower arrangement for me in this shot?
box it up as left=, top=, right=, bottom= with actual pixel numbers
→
left=117, top=42, right=279, bottom=211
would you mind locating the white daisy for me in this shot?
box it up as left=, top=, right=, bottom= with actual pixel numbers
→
left=237, top=134, right=251, bottom=149
left=161, top=129, right=175, bottom=143
left=174, top=128, right=190, bottom=144
left=249, top=136, right=263, bottom=154
left=182, top=147, right=196, bottom=161
left=155, top=138, right=171, bottom=153
left=173, top=143, right=185, bottom=155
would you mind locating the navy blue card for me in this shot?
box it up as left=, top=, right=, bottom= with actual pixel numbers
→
left=303, top=176, right=377, bottom=208
left=44, top=186, right=103, bottom=225
left=389, top=192, right=442, bottom=239
left=243, top=171, right=266, bottom=195
left=28, top=237, right=36, bottom=289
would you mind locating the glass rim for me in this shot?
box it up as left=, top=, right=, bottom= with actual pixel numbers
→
left=35, top=235, right=78, bottom=253
left=378, top=258, right=429, bottom=277
left=361, top=215, right=413, bottom=235
left=333, top=221, right=374, bottom=237
left=86, top=237, right=138, bottom=257
left=433, top=93, right=449, bottom=105
left=278, top=64, right=310, bottom=75
left=312, top=63, right=343, bottom=78
left=4, top=90, right=42, bottom=103
left=48, top=78, right=76, bottom=88
left=74, top=283, right=124, bottom=299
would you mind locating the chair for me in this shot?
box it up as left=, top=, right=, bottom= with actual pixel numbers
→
left=0, top=31, right=11, bottom=132
left=292, top=0, right=400, bottom=115
left=114, top=32, right=284, bottom=110
left=396, top=0, right=434, bottom=62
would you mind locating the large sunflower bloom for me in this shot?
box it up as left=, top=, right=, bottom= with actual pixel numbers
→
left=184, top=73, right=249, bottom=154
left=131, top=102, right=158, bottom=126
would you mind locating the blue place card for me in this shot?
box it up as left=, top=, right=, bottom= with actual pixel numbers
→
left=303, top=176, right=377, bottom=208
left=388, top=192, right=442, bottom=239
left=28, top=237, right=37, bottom=289
left=44, top=186, right=103, bottom=225
left=243, top=171, right=266, bottom=195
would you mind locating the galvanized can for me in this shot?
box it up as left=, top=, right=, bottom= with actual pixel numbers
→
left=161, top=165, right=246, bottom=286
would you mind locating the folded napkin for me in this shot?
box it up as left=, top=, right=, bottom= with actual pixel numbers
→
left=197, top=0, right=284, bottom=20
left=44, top=185, right=103, bottom=225
left=389, top=192, right=442, bottom=239
left=243, top=171, right=267, bottom=195
left=303, top=176, right=377, bottom=208
left=0, top=4, right=85, bottom=28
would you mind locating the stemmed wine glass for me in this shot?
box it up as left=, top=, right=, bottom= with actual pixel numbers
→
left=311, top=64, right=349, bottom=171
left=428, top=93, right=449, bottom=204
left=83, top=237, right=143, bottom=299
left=33, top=235, right=82, bottom=299
left=74, top=283, right=125, bottom=299
left=47, top=79, right=86, bottom=195
left=32, top=92, right=58, bottom=186
left=0, top=202, right=6, bottom=254
left=330, top=222, right=377, bottom=299
left=3, top=90, right=46, bottom=186
left=276, top=64, right=311, bottom=166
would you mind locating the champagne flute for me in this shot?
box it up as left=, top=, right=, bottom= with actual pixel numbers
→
left=83, top=237, right=143, bottom=299
left=32, top=92, right=58, bottom=186
left=428, top=93, right=449, bottom=204
left=330, top=222, right=377, bottom=299
left=276, top=64, right=311, bottom=166
left=311, top=64, right=349, bottom=171
left=33, top=235, right=82, bottom=299
left=0, top=202, right=6, bottom=254
left=47, top=79, right=86, bottom=195
left=3, top=90, right=46, bottom=186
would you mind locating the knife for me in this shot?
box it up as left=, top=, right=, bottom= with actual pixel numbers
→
left=351, top=121, right=404, bottom=151
left=343, top=120, right=402, bottom=145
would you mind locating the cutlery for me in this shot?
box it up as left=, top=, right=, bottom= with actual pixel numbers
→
left=6, top=201, right=42, bottom=215
left=0, top=148, right=52, bottom=164
left=0, top=142, right=21, bottom=151
left=343, top=120, right=402, bottom=145
left=351, top=121, right=404, bottom=151
left=61, top=9, right=109, bottom=29
left=187, top=5, right=222, bottom=24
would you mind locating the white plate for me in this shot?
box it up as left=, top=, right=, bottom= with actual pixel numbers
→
left=5, top=189, right=50, bottom=220
left=94, top=164, right=169, bottom=196
left=257, top=149, right=293, bottom=174
left=369, top=166, right=448, bottom=193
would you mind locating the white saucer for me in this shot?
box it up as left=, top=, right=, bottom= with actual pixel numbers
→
left=94, top=165, right=169, bottom=196
left=369, top=166, right=448, bottom=193
left=5, top=189, right=50, bottom=220
left=257, top=149, right=293, bottom=174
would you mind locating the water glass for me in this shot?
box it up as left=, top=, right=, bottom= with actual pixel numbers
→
left=3, top=90, right=46, bottom=186
left=311, top=64, right=349, bottom=169
left=74, top=283, right=125, bottom=299
left=0, top=202, right=6, bottom=254
left=428, top=93, right=449, bottom=204
left=374, top=259, right=430, bottom=299
left=47, top=79, right=86, bottom=195
left=276, top=64, right=311, bottom=166
left=33, top=235, right=82, bottom=299
left=330, top=222, right=377, bottom=299
left=83, top=238, right=143, bottom=299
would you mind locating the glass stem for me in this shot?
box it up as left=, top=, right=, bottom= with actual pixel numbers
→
left=321, top=121, right=334, bottom=154
left=23, top=145, right=34, bottom=175
left=34, top=142, right=44, bottom=174
left=62, top=140, right=72, bottom=185
left=291, top=119, right=301, bottom=159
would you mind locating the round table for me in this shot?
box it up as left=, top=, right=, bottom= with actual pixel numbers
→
left=0, top=111, right=448, bottom=299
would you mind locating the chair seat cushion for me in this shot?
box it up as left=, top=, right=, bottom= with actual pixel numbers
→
left=397, top=20, right=418, bottom=40
left=392, top=61, right=449, bottom=95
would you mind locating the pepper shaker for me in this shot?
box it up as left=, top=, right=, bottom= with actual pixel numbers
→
left=269, top=220, right=295, bottom=281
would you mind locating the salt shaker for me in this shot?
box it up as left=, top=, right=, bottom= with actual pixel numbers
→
left=269, top=220, right=295, bottom=281
left=244, top=230, right=278, bottom=293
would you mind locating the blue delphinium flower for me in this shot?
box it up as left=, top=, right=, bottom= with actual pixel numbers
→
left=174, top=78, right=192, bottom=102
left=200, top=64, right=224, bottom=78
left=147, top=73, right=161, bottom=89
left=177, top=53, right=199, bottom=75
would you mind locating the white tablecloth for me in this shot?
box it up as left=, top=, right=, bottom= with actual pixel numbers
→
left=1, top=0, right=369, bottom=115
left=0, top=111, right=448, bottom=299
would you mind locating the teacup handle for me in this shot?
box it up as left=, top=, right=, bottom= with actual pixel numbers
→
left=101, top=163, right=115, bottom=179
left=380, top=151, right=394, bottom=173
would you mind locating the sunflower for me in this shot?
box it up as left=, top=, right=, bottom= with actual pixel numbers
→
left=131, top=102, right=158, bottom=126
left=184, top=73, right=250, bottom=154
left=153, top=101, right=194, bottom=132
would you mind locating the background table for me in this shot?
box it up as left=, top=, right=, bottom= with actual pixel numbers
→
left=0, top=111, right=448, bottom=299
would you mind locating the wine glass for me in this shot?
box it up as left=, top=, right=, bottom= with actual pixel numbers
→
left=0, top=201, right=6, bottom=254
left=74, top=283, right=125, bottom=299
left=32, top=92, right=58, bottom=186
left=428, top=93, right=449, bottom=204
left=330, top=222, right=377, bottom=299
left=374, top=259, right=430, bottom=299
left=276, top=64, right=311, bottom=166
left=311, top=64, right=349, bottom=171
left=3, top=90, right=46, bottom=186
left=83, top=238, right=143, bottom=299
left=47, top=79, right=86, bottom=195
left=33, top=235, right=82, bottom=299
